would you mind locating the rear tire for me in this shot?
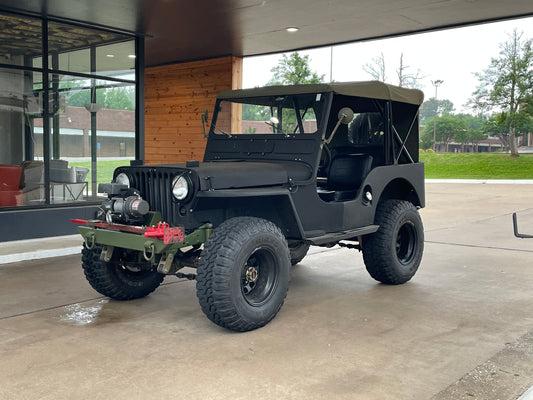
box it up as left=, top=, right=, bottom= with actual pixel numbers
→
left=81, top=246, right=164, bottom=300
left=362, top=200, right=424, bottom=284
left=196, top=217, right=290, bottom=332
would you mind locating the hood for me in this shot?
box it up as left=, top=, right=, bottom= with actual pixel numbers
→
left=189, top=160, right=313, bottom=190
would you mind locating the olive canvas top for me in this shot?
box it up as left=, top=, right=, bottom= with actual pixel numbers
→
left=218, top=81, right=424, bottom=105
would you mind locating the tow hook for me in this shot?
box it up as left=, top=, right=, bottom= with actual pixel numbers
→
left=157, top=253, right=174, bottom=274
left=100, top=245, right=114, bottom=262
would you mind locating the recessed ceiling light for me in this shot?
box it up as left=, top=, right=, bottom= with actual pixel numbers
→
left=106, top=54, right=115, bottom=58
left=286, top=27, right=299, bottom=33
left=128, top=54, right=136, bottom=59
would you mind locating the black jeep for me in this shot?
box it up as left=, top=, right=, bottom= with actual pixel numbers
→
left=75, top=81, right=425, bottom=332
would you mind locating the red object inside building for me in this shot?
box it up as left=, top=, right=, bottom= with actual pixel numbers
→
left=0, top=165, right=23, bottom=207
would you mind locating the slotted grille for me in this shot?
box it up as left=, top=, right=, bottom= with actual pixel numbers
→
left=130, top=169, right=177, bottom=224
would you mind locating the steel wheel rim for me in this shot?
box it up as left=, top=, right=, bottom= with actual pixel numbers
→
left=396, top=222, right=417, bottom=265
left=241, top=248, right=278, bottom=306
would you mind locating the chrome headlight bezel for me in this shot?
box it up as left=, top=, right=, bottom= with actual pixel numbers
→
left=172, top=174, right=190, bottom=201
left=115, top=172, right=131, bottom=188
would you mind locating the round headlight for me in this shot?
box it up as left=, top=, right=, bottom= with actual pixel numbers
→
left=172, top=175, right=189, bottom=201
left=115, top=172, right=130, bottom=188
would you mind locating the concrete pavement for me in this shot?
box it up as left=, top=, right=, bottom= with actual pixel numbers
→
left=1, top=182, right=533, bottom=400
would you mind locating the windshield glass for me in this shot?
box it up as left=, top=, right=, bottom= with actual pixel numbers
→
left=213, top=93, right=327, bottom=135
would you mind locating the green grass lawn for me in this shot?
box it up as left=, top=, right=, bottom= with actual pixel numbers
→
left=70, top=153, right=533, bottom=185
left=420, top=153, right=533, bottom=179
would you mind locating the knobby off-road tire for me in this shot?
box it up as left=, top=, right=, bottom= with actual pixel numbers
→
left=362, top=200, right=424, bottom=285
left=289, top=241, right=310, bottom=265
left=81, top=246, right=165, bottom=300
left=196, top=217, right=291, bottom=332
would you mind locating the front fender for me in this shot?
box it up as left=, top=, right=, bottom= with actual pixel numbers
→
left=195, top=188, right=305, bottom=240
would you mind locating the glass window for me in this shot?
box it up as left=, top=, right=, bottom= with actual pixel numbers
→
left=47, top=74, right=135, bottom=201
left=348, top=112, right=385, bottom=145
left=96, top=41, right=136, bottom=80
left=48, top=21, right=134, bottom=79
left=0, top=13, right=42, bottom=69
left=0, top=12, right=137, bottom=208
left=214, top=94, right=323, bottom=136
left=0, top=67, right=44, bottom=206
left=57, top=48, right=91, bottom=75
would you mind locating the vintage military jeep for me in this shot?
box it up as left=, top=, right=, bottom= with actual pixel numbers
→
left=75, top=81, right=425, bottom=332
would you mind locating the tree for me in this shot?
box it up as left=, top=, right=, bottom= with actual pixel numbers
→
left=364, top=52, right=424, bottom=89
left=419, top=98, right=454, bottom=122
left=455, top=113, right=485, bottom=131
left=103, top=87, right=135, bottom=111
left=396, top=53, right=425, bottom=89
left=482, top=111, right=533, bottom=151
left=454, top=129, right=487, bottom=152
left=242, top=104, right=263, bottom=121
left=454, top=114, right=487, bottom=151
left=363, top=52, right=387, bottom=82
left=421, top=114, right=468, bottom=152
left=469, top=29, right=533, bottom=157
left=481, top=113, right=512, bottom=151
left=65, top=84, right=135, bottom=111
left=420, top=131, right=434, bottom=151
left=268, top=52, right=325, bottom=86
left=243, top=52, right=324, bottom=122
left=66, top=88, right=105, bottom=108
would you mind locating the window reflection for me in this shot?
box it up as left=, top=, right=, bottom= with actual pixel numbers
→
left=45, top=75, right=136, bottom=200
left=0, top=12, right=136, bottom=208
left=0, top=67, right=42, bottom=206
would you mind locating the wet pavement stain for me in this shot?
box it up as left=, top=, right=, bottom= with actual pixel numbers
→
left=59, top=299, right=110, bottom=326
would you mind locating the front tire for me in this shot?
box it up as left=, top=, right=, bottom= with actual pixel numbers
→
left=81, top=246, right=164, bottom=300
left=289, top=241, right=310, bottom=265
left=196, top=217, right=290, bottom=332
left=362, top=200, right=424, bottom=284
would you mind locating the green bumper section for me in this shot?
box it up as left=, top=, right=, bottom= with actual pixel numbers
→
left=77, top=222, right=212, bottom=257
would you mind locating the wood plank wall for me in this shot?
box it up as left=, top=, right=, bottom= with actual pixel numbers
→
left=144, top=56, right=242, bottom=164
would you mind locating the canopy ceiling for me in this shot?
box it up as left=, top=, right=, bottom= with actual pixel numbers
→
left=0, top=0, right=532, bottom=67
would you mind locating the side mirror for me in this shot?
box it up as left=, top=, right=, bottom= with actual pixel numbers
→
left=201, top=110, right=209, bottom=138
left=338, top=107, right=354, bottom=124
left=323, top=107, right=354, bottom=145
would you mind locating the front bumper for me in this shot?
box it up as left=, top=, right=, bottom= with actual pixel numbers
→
left=75, top=217, right=212, bottom=261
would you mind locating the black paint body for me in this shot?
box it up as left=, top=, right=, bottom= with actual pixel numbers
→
left=113, top=83, right=425, bottom=245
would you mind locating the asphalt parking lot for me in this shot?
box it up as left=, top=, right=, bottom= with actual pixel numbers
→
left=1, top=182, right=533, bottom=400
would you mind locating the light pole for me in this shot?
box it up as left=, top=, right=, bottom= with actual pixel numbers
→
left=329, top=46, right=334, bottom=82
left=431, top=79, right=443, bottom=151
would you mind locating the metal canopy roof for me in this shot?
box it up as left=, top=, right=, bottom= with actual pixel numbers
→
left=0, top=0, right=532, bottom=67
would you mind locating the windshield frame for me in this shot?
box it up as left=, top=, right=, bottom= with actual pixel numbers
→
left=209, top=92, right=331, bottom=137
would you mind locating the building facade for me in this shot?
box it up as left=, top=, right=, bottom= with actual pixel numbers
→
left=0, top=9, right=242, bottom=242
left=0, top=11, right=142, bottom=241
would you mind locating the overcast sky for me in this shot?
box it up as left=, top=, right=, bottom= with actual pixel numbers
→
left=243, top=16, right=533, bottom=113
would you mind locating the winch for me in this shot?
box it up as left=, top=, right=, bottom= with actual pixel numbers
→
left=98, top=183, right=149, bottom=224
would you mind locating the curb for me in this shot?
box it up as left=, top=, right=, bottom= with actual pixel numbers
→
left=426, top=179, right=533, bottom=184
left=518, top=386, right=533, bottom=400
left=0, top=247, right=81, bottom=265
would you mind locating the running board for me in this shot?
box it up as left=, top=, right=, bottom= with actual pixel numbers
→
left=307, top=225, right=379, bottom=245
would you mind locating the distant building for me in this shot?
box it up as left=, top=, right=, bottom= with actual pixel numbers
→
left=33, top=106, right=135, bottom=159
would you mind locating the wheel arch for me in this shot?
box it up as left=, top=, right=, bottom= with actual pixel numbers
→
left=378, top=177, right=424, bottom=208
left=195, top=191, right=305, bottom=240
